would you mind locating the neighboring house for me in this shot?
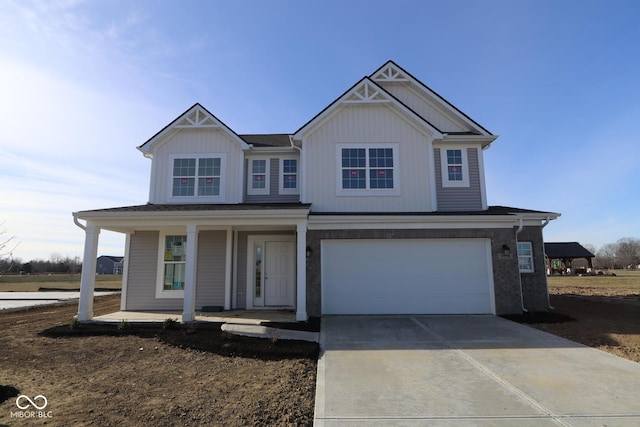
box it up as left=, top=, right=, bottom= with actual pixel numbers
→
left=545, top=242, right=595, bottom=275
left=73, top=61, right=560, bottom=322
left=95, top=255, right=125, bottom=275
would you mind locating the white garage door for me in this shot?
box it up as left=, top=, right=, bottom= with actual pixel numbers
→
left=322, top=239, right=494, bottom=315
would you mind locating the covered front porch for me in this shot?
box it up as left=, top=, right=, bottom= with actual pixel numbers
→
left=73, top=203, right=311, bottom=323
left=92, top=308, right=296, bottom=324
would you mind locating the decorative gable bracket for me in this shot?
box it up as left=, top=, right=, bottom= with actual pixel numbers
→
left=371, top=63, right=410, bottom=82
left=344, top=80, right=391, bottom=104
left=174, top=107, right=220, bottom=128
left=137, top=103, right=250, bottom=156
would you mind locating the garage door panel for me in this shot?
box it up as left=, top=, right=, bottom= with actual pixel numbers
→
left=322, top=239, right=494, bottom=315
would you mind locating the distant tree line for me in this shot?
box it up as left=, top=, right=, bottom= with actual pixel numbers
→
left=0, top=253, right=82, bottom=275
left=0, top=224, right=83, bottom=275
left=583, top=238, right=640, bottom=270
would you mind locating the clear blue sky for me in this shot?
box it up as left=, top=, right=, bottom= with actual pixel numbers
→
left=1, top=0, right=639, bottom=261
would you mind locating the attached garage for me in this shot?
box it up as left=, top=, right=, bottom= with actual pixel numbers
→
left=321, top=239, right=495, bottom=315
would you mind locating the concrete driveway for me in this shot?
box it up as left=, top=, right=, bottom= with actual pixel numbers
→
left=314, top=315, right=640, bottom=426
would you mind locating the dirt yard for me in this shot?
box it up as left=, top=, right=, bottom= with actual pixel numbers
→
left=0, top=295, right=318, bottom=427
left=513, top=272, right=640, bottom=363
left=1, top=272, right=638, bottom=426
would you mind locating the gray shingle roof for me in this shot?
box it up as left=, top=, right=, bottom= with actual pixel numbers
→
left=239, top=134, right=292, bottom=147
left=79, top=203, right=311, bottom=214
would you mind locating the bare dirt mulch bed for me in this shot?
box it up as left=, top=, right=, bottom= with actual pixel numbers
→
left=505, top=275, right=640, bottom=363
left=0, top=295, right=318, bottom=426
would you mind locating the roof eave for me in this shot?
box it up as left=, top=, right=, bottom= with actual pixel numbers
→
left=438, top=133, right=499, bottom=148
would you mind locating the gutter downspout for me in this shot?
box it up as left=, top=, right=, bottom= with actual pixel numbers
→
left=289, top=135, right=303, bottom=201
left=72, top=212, right=86, bottom=231
left=515, top=218, right=527, bottom=313
left=540, top=216, right=555, bottom=310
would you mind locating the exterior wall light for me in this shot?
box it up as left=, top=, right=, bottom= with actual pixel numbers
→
left=502, top=244, right=511, bottom=257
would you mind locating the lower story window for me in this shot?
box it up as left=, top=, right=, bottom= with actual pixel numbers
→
left=163, top=235, right=187, bottom=290
left=517, top=242, right=534, bottom=273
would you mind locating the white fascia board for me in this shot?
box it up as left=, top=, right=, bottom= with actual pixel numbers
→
left=75, top=208, right=311, bottom=233
left=79, top=214, right=309, bottom=234
left=513, top=212, right=561, bottom=223
left=436, top=134, right=498, bottom=148
left=307, top=214, right=522, bottom=230
left=77, top=208, right=310, bottom=222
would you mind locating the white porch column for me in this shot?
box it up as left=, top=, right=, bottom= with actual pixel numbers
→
left=78, top=224, right=100, bottom=321
left=296, top=222, right=308, bottom=321
left=224, top=227, right=233, bottom=310
left=120, top=233, right=132, bottom=311
left=182, top=224, right=198, bottom=323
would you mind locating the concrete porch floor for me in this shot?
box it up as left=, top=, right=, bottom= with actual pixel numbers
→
left=92, top=309, right=296, bottom=325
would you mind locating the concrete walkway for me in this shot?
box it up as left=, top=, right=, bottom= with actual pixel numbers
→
left=94, top=309, right=319, bottom=342
left=0, top=291, right=116, bottom=311
left=315, top=315, right=640, bottom=426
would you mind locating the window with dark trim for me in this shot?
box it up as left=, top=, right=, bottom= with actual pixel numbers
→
left=172, top=157, right=221, bottom=197
left=340, top=147, right=395, bottom=190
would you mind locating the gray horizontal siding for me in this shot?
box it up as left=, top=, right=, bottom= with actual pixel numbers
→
left=125, top=231, right=183, bottom=311
left=195, top=230, right=227, bottom=309
left=244, top=158, right=300, bottom=203
left=435, top=147, right=483, bottom=211
left=236, top=231, right=248, bottom=309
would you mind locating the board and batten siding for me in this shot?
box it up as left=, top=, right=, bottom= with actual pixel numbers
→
left=195, top=230, right=227, bottom=308
left=244, top=158, right=300, bottom=203
left=125, top=231, right=183, bottom=311
left=303, top=104, right=435, bottom=212
left=376, top=82, right=471, bottom=133
left=149, top=128, right=244, bottom=204
left=434, top=147, right=483, bottom=211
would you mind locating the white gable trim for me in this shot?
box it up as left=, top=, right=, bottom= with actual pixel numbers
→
left=370, top=62, right=411, bottom=82
left=343, top=80, right=392, bottom=103
left=293, top=77, right=443, bottom=141
left=138, top=104, right=250, bottom=156
left=371, top=61, right=494, bottom=138
left=174, top=108, right=221, bottom=128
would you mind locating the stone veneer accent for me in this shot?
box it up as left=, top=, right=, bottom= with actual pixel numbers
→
left=305, top=227, right=550, bottom=317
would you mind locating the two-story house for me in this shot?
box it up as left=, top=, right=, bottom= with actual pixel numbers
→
left=73, top=61, right=559, bottom=322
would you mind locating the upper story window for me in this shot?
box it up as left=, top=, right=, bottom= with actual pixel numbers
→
left=440, top=147, right=469, bottom=187
left=337, top=144, right=398, bottom=195
left=172, top=156, right=222, bottom=197
left=280, top=158, right=299, bottom=194
left=248, top=158, right=270, bottom=195
left=517, top=242, right=534, bottom=273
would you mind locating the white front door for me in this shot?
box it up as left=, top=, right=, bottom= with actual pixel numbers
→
left=246, top=235, right=296, bottom=309
left=264, top=241, right=295, bottom=307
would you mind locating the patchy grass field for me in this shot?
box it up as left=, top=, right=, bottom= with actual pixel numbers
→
left=547, top=269, right=640, bottom=299
left=0, top=274, right=122, bottom=291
